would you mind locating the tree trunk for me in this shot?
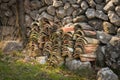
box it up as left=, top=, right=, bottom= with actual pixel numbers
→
left=16, top=0, right=27, bottom=47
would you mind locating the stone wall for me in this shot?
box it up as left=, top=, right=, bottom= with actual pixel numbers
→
left=0, top=0, right=120, bottom=75
left=24, top=0, right=120, bottom=32
left=0, top=0, right=19, bottom=40
left=0, top=0, right=120, bottom=40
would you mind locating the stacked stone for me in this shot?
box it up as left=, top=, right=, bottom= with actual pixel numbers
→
left=24, top=0, right=120, bottom=68
left=0, top=0, right=119, bottom=41
left=0, top=0, right=18, bottom=40
left=24, top=0, right=120, bottom=39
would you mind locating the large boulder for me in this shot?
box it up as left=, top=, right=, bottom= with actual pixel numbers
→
left=105, top=40, right=120, bottom=70
left=65, top=58, right=91, bottom=70
left=0, top=41, right=23, bottom=53
left=97, top=67, right=119, bottom=80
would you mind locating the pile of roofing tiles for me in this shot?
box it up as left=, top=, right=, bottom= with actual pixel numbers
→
left=29, top=18, right=100, bottom=66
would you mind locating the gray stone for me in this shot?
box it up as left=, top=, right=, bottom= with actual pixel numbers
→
left=74, top=22, right=94, bottom=30
left=54, top=16, right=60, bottom=22
left=40, top=12, right=54, bottom=21
left=97, top=31, right=112, bottom=44
left=24, top=0, right=31, bottom=14
left=115, top=6, right=120, bottom=16
left=97, top=67, right=119, bottom=80
left=96, top=10, right=108, bottom=20
left=73, top=15, right=87, bottom=22
left=25, top=15, right=33, bottom=27
left=56, top=7, right=66, bottom=18
left=30, top=0, right=41, bottom=10
left=8, top=16, right=16, bottom=26
left=109, top=37, right=120, bottom=46
left=96, top=3, right=105, bottom=10
left=36, top=56, right=47, bottom=64
left=85, top=8, right=96, bottom=19
left=81, top=1, right=89, bottom=10
left=53, top=0, right=63, bottom=7
left=103, top=21, right=116, bottom=34
left=65, top=58, right=91, bottom=70
left=72, top=4, right=80, bottom=9
left=72, top=10, right=78, bottom=17
left=1, top=26, right=14, bottom=37
left=39, top=7, right=47, bottom=14
left=105, top=40, right=120, bottom=70
left=44, top=0, right=53, bottom=5
left=88, top=19, right=103, bottom=30
left=0, top=3, right=8, bottom=10
left=108, top=11, right=120, bottom=26
left=47, top=5, right=56, bottom=16
left=64, top=2, right=70, bottom=10
left=103, top=1, right=115, bottom=11
left=95, top=0, right=104, bottom=4
left=96, top=46, right=106, bottom=67
left=62, top=16, right=72, bottom=25
left=87, top=0, right=96, bottom=8
left=66, top=7, right=74, bottom=16
left=72, top=9, right=84, bottom=17
left=30, top=10, right=39, bottom=20
left=4, top=9, right=13, bottom=17
left=2, top=41, right=23, bottom=53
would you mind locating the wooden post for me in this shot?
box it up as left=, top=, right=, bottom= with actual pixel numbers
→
left=16, top=0, right=27, bottom=47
